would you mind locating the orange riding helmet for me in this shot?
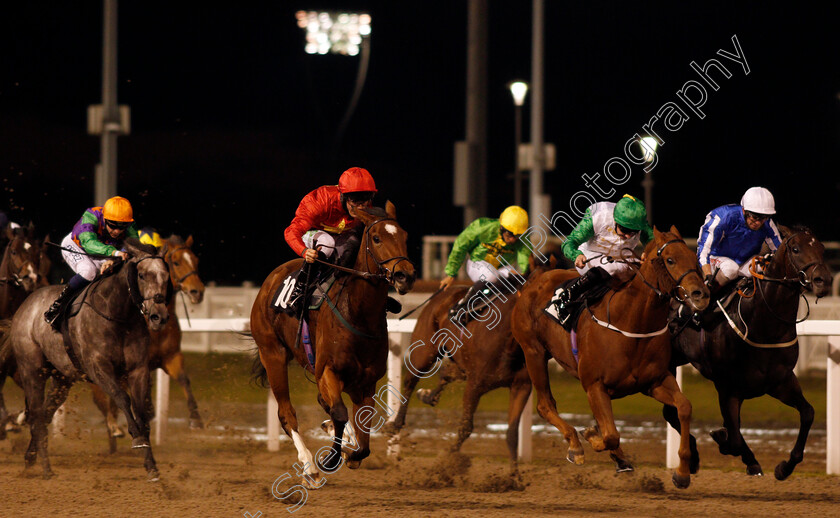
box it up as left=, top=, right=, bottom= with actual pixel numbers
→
left=103, top=196, right=134, bottom=223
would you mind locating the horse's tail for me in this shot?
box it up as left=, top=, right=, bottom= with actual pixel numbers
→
left=0, top=319, right=12, bottom=370
left=249, top=344, right=270, bottom=388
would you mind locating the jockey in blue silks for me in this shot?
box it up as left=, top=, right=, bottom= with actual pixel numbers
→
left=697, top=186, right=783, bottom=290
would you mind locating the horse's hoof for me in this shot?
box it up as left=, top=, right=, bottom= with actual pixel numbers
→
left=347, top=460, right=362, bottom=469
left=320, top=419, right=334, bottom=435
left=111, top=427, right=125, bottom=438
left=189, top=418, right=204, bottom=430
left=614, top=461, right=634, bottom=473
left=317, top=452, right=342, bottom=473
left=147, top=469, right=161, bottom=482
left=131, top=438, right=151, bottom=449
left=774, top=461, right=792, bottom=480
left=710, top=428, right=730, bottom=454
left=566, top=448, right=585, bottom=465
left=300, top=472, right=324, bottom=490
left=747, top=464, right=764, bottom=477
left=416, top=389, right=438, bottom=407
left=671, top=471, right=691, bottom=489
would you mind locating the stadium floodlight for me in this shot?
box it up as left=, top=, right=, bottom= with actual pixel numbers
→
left=509, top=81, right=529, bottom=107
left=640, top=136, right=658, bottom=162
left=295, top=10, right=371, bottom=56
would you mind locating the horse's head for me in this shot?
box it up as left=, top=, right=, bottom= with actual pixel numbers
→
left=354, top=201, right=416, bottom=295
left=773, top=226, right=832, bottom=298
left=162, top=234, right=204, bottom=304
left=2, top=225, right=42, bottom=292
left=645, top=225, right=709, bottom=312
left=124, top=239, right=171, bottom=330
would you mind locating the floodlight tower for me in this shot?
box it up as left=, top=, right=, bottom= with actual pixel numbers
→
left=295, top=11, right=372, bottom=148
left=640, top=136, right=659, bottom=223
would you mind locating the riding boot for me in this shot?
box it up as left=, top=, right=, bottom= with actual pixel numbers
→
left=289, top=261, right=318, bottom=312
left=43, top=275, right=88, bottom=330
left=386, top=296, right=402, bottom=314
left=555, top=267, right=611, bottom=325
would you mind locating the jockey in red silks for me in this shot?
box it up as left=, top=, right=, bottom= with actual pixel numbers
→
left=44, top=196, right=139, bottom=329
left=283, top=167, right=380, bottom=310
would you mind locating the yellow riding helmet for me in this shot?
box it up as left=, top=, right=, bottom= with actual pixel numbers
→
left=102, top=196, right=134, bottom=223
left=139, top=229, right=164, bottom=248
left=499, top=205, right=529, bottom=235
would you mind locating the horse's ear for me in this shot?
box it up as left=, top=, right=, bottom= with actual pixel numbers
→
left=549, top=253, right=558, bottom=268
left=185, top=235, right=194, bottom=248
left=26, top=221, right=35, bottom=238
left=4, top=226, right=14, bottom=241
left=669, top=225, right=682, bottom=240
left=385, top=200, right=396, bottom=219
left=778, top=225, right=790, bottom=238
left=652, top=226, right=662, bottom=241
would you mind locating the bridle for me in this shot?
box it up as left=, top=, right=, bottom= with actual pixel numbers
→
left=163, top=244, right=200, bottom=287
left=314, top=217, right=414, bottom=286
left=87, top=256, right=169, bottom=322
left=0, top=236, right=39, bottom=290
left=625, top=238, right=704, bottom=304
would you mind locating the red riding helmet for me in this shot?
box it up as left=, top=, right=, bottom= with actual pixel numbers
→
left=338, top=167, right=377, bottom=194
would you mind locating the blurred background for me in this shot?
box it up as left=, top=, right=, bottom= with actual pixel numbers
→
left=2, top=2, right=839, bottom=284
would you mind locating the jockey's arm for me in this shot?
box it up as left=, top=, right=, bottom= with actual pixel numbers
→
left=561, top=208, right=594, bottom=263
left=443, top=219, right=484, bottom=279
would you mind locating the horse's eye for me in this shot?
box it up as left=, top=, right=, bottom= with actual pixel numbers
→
left=174, top=261, right=180, bottom=267
left=10, top=250, right=16, bottom=255
left=138, top=273, right=145, bottom=280
left=666, top=257, right=675, bottom=266
left=792, top=247, right=800, bottom=254
left=372, top=235, right=381, bottom=244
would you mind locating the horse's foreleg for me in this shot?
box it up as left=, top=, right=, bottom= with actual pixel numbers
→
left=583, top=381, right=621, bottom=452
left=259, top=345, right=323, bottom=489
left=713, top=388, right=762, bottom=475
left=126, top=367, right=159, bottom=481
left=163, top=353, right=203, bottom=429
left=768, top=373, right=813, bottom=480
left=522, top=343, right=584, bottom=464
left=316, top=365, right=348, bottom=473
left=451, top=380, right=482, bottom=454
left=650, top=377, right=692, bottom=489
left=505, top=374, right=532, bottom=473
left=662, top=403, right=699, bottom=474
left=91, top=384, right=124, bottom=454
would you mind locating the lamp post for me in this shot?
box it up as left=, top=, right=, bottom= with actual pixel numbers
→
left=639, top=136, right=658, bottom=223
left=509, top=81, right=529, bottom=207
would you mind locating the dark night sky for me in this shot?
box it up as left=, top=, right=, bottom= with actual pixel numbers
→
left=2, top=2, right=839, bottom=284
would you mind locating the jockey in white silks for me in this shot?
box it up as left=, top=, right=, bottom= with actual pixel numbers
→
left=552, top=194, right=653, bottom=326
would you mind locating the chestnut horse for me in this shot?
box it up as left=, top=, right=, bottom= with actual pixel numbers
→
left=511, top=226, right=709, bottom=488
left=668, top=226, right=832, bottom=479
left=385, top=257, right=558, bottom=472
left=251, top=202, right=415, bottom=488
left=91, top=234, right=206, bottom=451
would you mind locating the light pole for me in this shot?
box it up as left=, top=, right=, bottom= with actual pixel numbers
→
left=509, top=81, right=528, bottom=207
left=639, top=136, right=658, bottom=223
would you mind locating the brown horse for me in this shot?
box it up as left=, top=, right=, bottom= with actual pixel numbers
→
left=511, top=226, right=709, bottom=488
left=0, top=224, right=46, bottom=319
left=384, top=258, right=558, bottom=472
left=251, top=202, right=415, bottom=488
left=669, top=226, right=832, bottom=479
left=91, top=234, right=206, bottom=450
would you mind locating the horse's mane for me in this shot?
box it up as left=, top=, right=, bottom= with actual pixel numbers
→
left=124, top=238, right=159, bottom=256
left=642, top=232, right=679, bottom=295
left=167, top=234, right=185, bottom=245
left=360, top=206, right=389, bottom=219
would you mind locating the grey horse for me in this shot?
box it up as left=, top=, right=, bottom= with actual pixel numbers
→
left=6, top=239, right=169, bottom=480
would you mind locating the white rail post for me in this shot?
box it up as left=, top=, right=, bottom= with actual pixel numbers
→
left=828, top=336, right=840, bottom=474
left=517, top=390, right=533, bottom=462
left=52, top=403, right=66, bottom=438
left=154, top=368, right=169, bottom=445
left=386, top=331, right=405, bottom=458
left=666, top=365, right=684, bottom=469
left=267, top=389, right=280, bottom=452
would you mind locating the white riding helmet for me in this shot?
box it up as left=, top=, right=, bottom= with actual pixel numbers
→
left=740, top=186, right=776, bottom=215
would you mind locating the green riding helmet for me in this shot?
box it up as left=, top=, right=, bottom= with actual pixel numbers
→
left=613, top=194, right=648, bottom=230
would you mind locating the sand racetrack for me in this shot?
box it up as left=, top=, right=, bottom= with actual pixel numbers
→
left=1, top=391, right=838, bottom=518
